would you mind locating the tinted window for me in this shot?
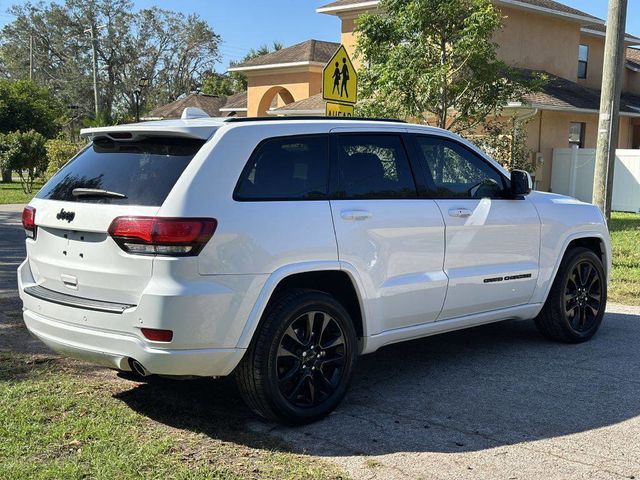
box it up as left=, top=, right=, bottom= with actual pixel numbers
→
left=336, top=134, right=416, bottom=199
left=578, top=44, right=589, bottom=79
left=235, top=135, right=328, bottom=201
left=414, top=136, right=506, bottom=199
left=37, top=137, right=204, bottom=206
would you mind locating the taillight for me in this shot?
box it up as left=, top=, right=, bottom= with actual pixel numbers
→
left=108, top=217, right=217, bottom=256
left=22, top=206, right=37, bottom=239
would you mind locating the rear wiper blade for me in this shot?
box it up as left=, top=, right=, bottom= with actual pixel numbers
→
left=72, top=188, right=127, bottom=199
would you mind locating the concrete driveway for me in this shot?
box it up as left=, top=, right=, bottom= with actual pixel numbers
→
left=250, top=301, right=640, bottom=479
left=1, top=204, right=639, bottom=480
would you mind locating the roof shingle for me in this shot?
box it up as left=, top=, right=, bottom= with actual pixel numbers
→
left=146, top=94, right=227, bottom=119
left=146, top=92, right=251, bottom=119
left=232, top=39, right=340, bottom=69
left=582, top=23, right=640, bottom=43
left=220, top=91, right=247, bottom=110
left=521, top=69, right=640, bottom=115
left=318, top=0, right=602, bottom=23
left=271, top=93, right=325, bottom=113
left=627, top=48, right=640, bottom=71
left=271, top=71, right=640, bottom=117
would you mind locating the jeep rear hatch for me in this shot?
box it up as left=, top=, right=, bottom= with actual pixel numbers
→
left=25, top=135, right=205, bottom=306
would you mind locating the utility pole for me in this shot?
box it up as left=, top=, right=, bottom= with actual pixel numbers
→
left=29, top=35, right=33, bottom=81
left=593, top=0, right=628, bottom=222
left=85, top=24, right=100, bottom=118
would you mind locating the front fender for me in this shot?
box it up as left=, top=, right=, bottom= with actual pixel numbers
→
left=530, top=229, right=611, bottom=305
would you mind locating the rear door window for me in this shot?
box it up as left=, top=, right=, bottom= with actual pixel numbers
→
left=37, top=137, right=204, bottom=206
left=234, top=135, right=329, bottom=201
left=335, top=134, right=417, bottom=199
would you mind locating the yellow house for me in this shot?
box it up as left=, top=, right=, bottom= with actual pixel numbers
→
left=228, top=0, right=640, bottom=191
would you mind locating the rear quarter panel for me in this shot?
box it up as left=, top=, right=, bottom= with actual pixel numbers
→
left=159, top=123, right=339, bottom=275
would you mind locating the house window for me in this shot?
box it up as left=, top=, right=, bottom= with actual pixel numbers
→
left=569, top=122, right=586, bottom=148
left=578, top=44, right=589, bottom=79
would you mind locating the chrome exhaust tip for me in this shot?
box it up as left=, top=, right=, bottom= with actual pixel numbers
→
left=128, top=358, right=150, bottom=377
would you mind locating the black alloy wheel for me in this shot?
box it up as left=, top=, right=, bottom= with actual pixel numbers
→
left=236, top=289, right=357, bottom=424
left=535, top=247, right=607, bottom=343
left=564, top=259, right=603, bottom=333
left=276, top=310, right=347, bottom=408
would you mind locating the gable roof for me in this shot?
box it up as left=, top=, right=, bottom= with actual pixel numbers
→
left=317, top=0, right=604, bottom=25
left=270, top=71, right=640, bottom=118
left=229, top=40, right=340, bottom=71
left=518, top=69, right=640, bottom=116
left=145, top=92, right=251, bottom=119
left=146, top=94, right=228, bottom=120
left=269, top=93, right=325, bottom=115
left=581, top=23, right=640, bottom=44
left=219, top=91, right=247, bottom=111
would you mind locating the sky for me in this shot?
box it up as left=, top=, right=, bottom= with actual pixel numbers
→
left=1, top=0, right=639, bottom=72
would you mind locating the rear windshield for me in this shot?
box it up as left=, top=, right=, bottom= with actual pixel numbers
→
left=37, top=137, right=205, bottom=206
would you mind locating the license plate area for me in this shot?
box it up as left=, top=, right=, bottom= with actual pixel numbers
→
left=66, top=230, right=108, bottom=262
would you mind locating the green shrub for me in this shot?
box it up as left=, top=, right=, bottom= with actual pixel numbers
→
left=45, top=138, right=82, bottom=180
left=0, top=130, right=48, bottom=193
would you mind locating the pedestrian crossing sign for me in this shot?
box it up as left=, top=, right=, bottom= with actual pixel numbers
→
left=322, top=45, right=358, bottom=105
left=326, top=102, right=354, bottom=117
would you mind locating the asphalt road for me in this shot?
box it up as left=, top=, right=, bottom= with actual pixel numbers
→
left=1, top=204, right=639, bottom=480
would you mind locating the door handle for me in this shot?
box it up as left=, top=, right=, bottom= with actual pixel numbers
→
left=448, top=208, right=472, bottom=218
left=341, top=210, right=373, bottom=221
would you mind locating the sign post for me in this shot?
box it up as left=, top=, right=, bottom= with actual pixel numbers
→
left=322, top=45, right=357, bottom=117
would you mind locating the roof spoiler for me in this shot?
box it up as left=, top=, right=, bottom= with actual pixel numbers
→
left=80, top=124, right=215, bottom=141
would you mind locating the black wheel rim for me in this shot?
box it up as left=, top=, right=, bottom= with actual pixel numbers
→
left=564, top=260, right=603, bottom=332
left=275, top=310, right=347, bottom=408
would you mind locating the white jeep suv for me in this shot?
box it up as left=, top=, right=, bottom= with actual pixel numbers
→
left=18, top=114, right=611, bottom=424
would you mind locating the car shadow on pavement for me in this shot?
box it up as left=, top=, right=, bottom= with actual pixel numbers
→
left=116, top=310, right=640, bottom=456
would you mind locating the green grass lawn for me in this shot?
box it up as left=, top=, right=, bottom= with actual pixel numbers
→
left=0, top=180, right=43, bottom=205
left=0, top=353, right=345, bottom=480
left=609, top=211, right=640, bottom=306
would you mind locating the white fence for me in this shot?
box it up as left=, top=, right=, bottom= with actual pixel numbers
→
left=551, top=148, right=640, bottom=213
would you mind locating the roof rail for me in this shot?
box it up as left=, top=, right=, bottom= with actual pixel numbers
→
left=223, top=116, right=407, bottom=123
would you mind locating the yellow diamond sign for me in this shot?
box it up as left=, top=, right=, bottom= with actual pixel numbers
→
left=323, top=45, right=358, bottom=105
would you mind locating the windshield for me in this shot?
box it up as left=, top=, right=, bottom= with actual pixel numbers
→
left=37, top=137, right=205, bottom=206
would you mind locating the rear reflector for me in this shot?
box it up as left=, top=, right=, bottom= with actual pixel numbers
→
left=22, top=206, right=37, bottom=239
left=140, top=328, right=173, bottom=342
left=108, top=216, right=216, bottom=256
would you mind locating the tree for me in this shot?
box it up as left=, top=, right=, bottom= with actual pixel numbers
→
left=45, top=138, right=83, bottom=180
left=228, top=41, right=283, bottom=92
left=0, top=1, right=221, bottom=122
left=355, top=0, right=538, bottom=134
left=0, top=80, right=63, bottom=138
left=0, top=130, right=48, bottom=193
left=0, top=79, right=63, bottom=181
left=202, top=73, right=237, bottom=96
left=474, top=116, right=536, bottom=173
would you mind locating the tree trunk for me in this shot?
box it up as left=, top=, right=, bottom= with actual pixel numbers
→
left=1, top=169, right=11, bottom=183
left=439, top=36, right=448, bottom=130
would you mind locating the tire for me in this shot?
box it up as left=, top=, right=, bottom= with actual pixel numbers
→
left=535, top=247, right=607, bottom=343
left=235, top=288, right=358, bottom=425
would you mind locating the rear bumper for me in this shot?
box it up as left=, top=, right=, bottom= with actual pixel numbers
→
left=18, top=259, right=267, bottom=377
left=23, top=309, right=245, bottom=376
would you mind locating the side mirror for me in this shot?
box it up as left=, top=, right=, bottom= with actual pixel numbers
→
left=510, top=169, right=532, bottom=197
